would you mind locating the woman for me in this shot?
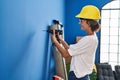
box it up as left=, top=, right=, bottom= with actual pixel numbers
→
left=51, top=5, right=101, bottom=80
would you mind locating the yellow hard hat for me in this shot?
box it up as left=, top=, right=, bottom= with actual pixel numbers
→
left=76, top=5, right=101, bottom=20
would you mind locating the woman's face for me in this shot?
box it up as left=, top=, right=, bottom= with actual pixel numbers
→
left=78, top=19, right=89, bottom=30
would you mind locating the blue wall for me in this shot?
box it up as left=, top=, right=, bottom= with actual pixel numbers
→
left=0, top=0, right=65, bottom=80
left=65, top=0, right=112, bottom=63
left=0, top=0, right=113, bottom=80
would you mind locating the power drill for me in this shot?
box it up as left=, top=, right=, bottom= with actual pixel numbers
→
left=47, top=20, right=63, bottom=43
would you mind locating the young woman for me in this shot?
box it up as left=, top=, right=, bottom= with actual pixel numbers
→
left=51, top=5, right=101, bottom=80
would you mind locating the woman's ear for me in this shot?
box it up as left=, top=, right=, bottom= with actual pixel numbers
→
left=86, top=20, right=90, bottom=25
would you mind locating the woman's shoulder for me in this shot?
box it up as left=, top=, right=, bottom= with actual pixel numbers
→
left=82, top=34, right=98, bottom=42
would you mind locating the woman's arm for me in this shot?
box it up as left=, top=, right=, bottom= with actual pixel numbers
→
left=51, top=31, right=71, bottom=58
left=57, top=34, right=69, bottom=49
left=57, top=35, right=72, bottom=64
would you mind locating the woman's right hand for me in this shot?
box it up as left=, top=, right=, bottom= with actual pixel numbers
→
left=57, top=32, right=63, bottom=41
